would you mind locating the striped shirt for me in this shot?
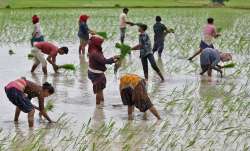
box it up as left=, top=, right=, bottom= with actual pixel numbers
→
left=6, top=79, right=27, bottom=92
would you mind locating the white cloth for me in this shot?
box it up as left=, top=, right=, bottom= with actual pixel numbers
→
left=119, top=13, right=127, bottom=28
left=31, top=47, right=47, bottom=67
left=88, top=67, right=104, bottom=74
left=34, top=23, right=42, bottom=38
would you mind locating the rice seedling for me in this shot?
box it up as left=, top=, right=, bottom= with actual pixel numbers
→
left=59, top=64, right=76, bottom=71
left=0, top=8, right=250, bottom=151
left=115, top=43, right=131, bottom=59
left=45, top=100, right=55, bottom=112
left=96, top=32, right=108, bottom=39
left=114, top=43, right=132, bottom=73
left=27, top=53, right=34, bottom=59
left=8, top=49, right=15, bottom=55
left=223, top=62, right=236, bottom=68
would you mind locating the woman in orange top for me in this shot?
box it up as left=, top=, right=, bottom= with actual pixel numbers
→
left=120, top=74, right=161, bottom=120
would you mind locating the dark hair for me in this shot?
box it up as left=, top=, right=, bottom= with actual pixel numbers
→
left=60, top=47, right=69, bottom=54
left=123, top=8, right=129, bottom=12
left=207, top=17, right=214, bottom=24
left=42, top=82, right=54, bottom=94
left=156, top=16, right=161, bottom=22
left=139, top=24, right=147, bottom=31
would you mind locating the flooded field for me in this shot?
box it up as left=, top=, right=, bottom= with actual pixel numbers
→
left=0, top=8, right=250, bottom=150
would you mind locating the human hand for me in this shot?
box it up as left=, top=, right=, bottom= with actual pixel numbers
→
left=53, top=64, right=59, bottom=71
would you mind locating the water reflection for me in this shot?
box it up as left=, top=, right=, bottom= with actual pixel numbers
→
left=92, top=108, right=105, bottom=130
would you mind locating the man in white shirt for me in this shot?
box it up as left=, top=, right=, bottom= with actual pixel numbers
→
left=119, top=8, right=133, bottom=44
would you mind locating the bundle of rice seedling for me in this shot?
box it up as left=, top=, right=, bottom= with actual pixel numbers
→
left=115, top=43, right=131, bottom=59
left=217, top=27, right=222, bottom=33
left=96, top=32, right=108, bottom=39
left=114, top=43, right=131, bottom=73
left=223, top=62, right=236, bottom=68
left=168, top=28, right=175, bottom=33
left=45, top=100, right=55, bottom=112
left=59, top=64, right=76, bottom=71
left=9, top=50, right=15, bottom=55
left=27, top=53, right=34, bottom=59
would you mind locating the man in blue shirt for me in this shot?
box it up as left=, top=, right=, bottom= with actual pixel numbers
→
left=132, top=24, right=164, bottom=81
left=152, top=16, right=168, bottom=58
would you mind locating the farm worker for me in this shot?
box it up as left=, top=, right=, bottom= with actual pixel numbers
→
left=31, top=15, right=44, bottom=47
left=88, top=35, right=119, bottom=106
left=152, top=16, right=170, bottom=58
left=131, top=23, right=164, bottom=81
left=120, top=74, right=161, bottom=120
left=188, top=17, right=221, bottom=61
left=119, top=8, right=134, bottom=44
left=4, top=78, right=55, bottom=127
left=78, top=14, right=95, bottom=55
left=200, top=48, right=232, bottom=77
left=30, top=42, right=69, bottom=75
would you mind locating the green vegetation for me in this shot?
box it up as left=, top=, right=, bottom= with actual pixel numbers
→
left=59, top=64, right=77, bottom=71
left=223, top=62, right=236, bottom=68
left=0, top=7, right=250, bottom=151
left=0, top=0, right=249, bottom=8
left=114, top=43, right=132, bottom=73
left=27, top=53, right=34, bottom=59
left=8, top=49, right=15, bottom=55
left=115, top=43, right=131, bottom=59
left=96, top=32, right=108, bottom=39
left=45, top=100, right=55, bottom=112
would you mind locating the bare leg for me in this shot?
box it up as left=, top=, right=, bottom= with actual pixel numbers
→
left=128, top=105, right=134, bottom=120
left=14, top=107, right=21, bottom=122
left=207, top=68, right=212, bottom=77
left=42, top=66, right=48, bottom=75
left=188, top=48, right=202, bottom=61
left=149, top=106, right=161, bottom=120
left=211, top=66, right=223, bottom=77
left=28, top=109, right=35, bottom=127
left=79, top=42, right=87, bottom=55
left=96, top=90, right=104, bottom=105
left=79, top=43, right=82, bottom=55
left=31, top=63, right=39, bottom=73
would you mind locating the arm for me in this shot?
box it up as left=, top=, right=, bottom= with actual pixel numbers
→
left=188, top=49, right=203, bottom=61
left=47, top=55, right=56, bottom=66
left=38, top=97, right=53, bottom=122
left=131, top=44, right=142, bottom=50
left=213, top=27, right=221, bottom=38
left=216, top=64, right=223, bottom=68
left=126, top=21, right=135, bottom=26
left=93, top=52, right=116, bottom=65
left=211, top=60, right=223, bottom=77
left=47, top=55, right=58, bottom=72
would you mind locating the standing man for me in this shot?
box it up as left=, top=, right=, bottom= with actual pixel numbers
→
left=119, top=8, right=134, bottom=44
left=132, top=24, right=164, bottom=81
left=30, top=42, right=69, bottom=75
left=152, top=16, right=171, bottom=58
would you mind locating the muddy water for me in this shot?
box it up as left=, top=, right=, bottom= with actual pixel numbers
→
left=0, top=8, right=250, bottom=150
